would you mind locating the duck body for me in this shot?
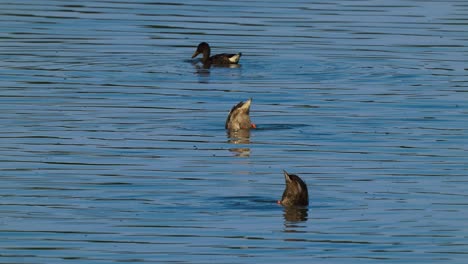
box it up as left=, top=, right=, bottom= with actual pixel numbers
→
left=279, top=170, right=309, bottom=207
left=225, top=98, right=255, bottom=131
left=192, top=42, right=242, bottom=65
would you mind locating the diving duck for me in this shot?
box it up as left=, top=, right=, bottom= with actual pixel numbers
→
left=278, top=170, right=309, bottom=207
left=192, top=42, right=242, bottom=65
left=225, top=98, right=256, bottom=131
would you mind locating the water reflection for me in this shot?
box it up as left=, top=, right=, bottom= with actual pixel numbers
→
left=215, top=64, right=241, bottom=69
left=191, top=60, right=242, bottom=83
left=226, top=129, right=251, bottom=157
left=283, top=207, right=308, bottom=222
left=192, top=60, right=211, bottom=70
left=192, top=60, right=242, bottom=70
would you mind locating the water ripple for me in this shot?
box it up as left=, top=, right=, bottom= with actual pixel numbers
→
left=1, top=0, right=468, bottom=263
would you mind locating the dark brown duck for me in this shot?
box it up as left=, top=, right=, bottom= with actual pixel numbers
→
left=192, top=42, right=242, bottom=65
left=225, top=98, right=256, bottom=131
left=278, top=170, right=309, bottom=207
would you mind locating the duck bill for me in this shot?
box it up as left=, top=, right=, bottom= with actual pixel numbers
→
left=191, top=51, right=200, bottom=59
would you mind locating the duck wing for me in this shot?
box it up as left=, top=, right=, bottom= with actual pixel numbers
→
left=210, top=53, right=242, bottom=64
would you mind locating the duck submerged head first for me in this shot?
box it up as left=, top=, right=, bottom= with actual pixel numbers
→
left=225, top=98, right=256, bottom=131
left=278, top=170, right=309, bottom=207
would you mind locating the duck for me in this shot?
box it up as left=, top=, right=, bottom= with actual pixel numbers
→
left=278, top=170, right=309, bottom=207
left=192, top=42, right=242, bottom=65
left=225, top=98, right=256, bottom=131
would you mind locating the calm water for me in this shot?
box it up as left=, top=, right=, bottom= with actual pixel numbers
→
left=1, top=0, right=467, bottom=263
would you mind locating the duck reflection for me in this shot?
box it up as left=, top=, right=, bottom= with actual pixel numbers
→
left=192, top=59, right=242, bottom=70
left=227, top=129, right=251, bottom=157
left=191, top=60, right=211, bottom=77
left=218, top=63, right=241, bottom=69
left=283, top=206, right=308, bottom=222
left=227, top=129, right=251, bottom=144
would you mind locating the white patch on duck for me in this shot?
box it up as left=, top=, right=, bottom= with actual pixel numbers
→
left=228, top=53, right=242, bottom=63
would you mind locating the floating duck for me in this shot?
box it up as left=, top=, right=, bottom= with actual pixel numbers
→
left=225, top=98, right=256, bottom=131
left=192, top=42, right=242, bottom=65
left=278, top=170, right=309, bottom=207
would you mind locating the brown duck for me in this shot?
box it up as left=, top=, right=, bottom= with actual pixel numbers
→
left=192, top=42, right=242, bottom=65
left=278, top=170, right=309, bottom=207
left=225, top=98, right=256, bottom=131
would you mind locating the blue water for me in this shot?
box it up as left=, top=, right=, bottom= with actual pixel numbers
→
left=1, top=0, right=467, bottom=263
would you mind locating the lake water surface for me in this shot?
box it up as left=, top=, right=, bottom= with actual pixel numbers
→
left=1, top=0, right=468, bottom=263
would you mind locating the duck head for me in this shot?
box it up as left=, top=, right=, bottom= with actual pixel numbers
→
left=192, top=42, right=211, bottom=60
left=225, top=98, right=256, bottom=131
left=278, top=170, right=309, bottom=207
